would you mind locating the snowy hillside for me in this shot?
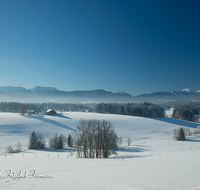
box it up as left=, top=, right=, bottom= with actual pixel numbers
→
left=0, top=112, right=200, bottom=189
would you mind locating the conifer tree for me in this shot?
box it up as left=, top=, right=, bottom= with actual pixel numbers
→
left=27, top=131, right=39, bottom=150
left=178, top=127, right=185, bottom=141
left=67, top=134, right=72, bottom=147
left=57, top=135, right=63, bottom=149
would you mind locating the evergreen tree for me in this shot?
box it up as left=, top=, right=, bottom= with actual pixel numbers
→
left=27, top=131, right=39, bottom=150
left=172, top=128, right=186, bottom=141
left=67, top=134, right=72, bottom=147
left=57, top=135, right=63, bottom=149
left=178, top=127, right=185, bottom=141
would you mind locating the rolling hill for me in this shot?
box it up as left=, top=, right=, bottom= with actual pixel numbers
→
left=0, top=111, right=200, bottom=189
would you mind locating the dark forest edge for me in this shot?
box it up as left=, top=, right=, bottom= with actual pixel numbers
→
left=0, top=102, right=93, bottom=113
left=172, top=102, right=200, bottom=122
left=1, top=101, right=200, bottom=122
left=95, top=102, right=165, bottom=118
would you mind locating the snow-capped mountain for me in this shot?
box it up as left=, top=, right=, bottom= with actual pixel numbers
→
left=117, top=91, right=131, bottom=96
left=195, top=90, right=200, bottom=94
left=182, top=88, right=190, bottom=93
left=0, top=86, right=199, bottom=103
left=29, top=86, right=58, bottom=93
left=0, top=86, right=58, bottom=94
left=0, top=86, right=28, bottom=94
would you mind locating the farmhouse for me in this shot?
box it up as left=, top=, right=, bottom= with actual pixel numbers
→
left=46, top=109, right=57, bottom=116
left=40, top=109, right=57, bottom=116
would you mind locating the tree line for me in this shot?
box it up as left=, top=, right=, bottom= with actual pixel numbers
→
left=172, top=102, right=200, bottom=121
left=95, top=102, right=165, bottom=118
left=0, top=102, right=92, bottom=113
left=28, top=131, right=73, bottom=150
left=27, top=119, right=118, bottom=158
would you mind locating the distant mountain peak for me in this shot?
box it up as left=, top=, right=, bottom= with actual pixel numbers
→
left=195, top=90, right=200, bottom=93
left=117, top=91, right=131, bottom=96
left=0, top=86, right=27, bottom=93
left=29, top=86, right=58, bottom=93
left=182, top=88, right=190, bottom=92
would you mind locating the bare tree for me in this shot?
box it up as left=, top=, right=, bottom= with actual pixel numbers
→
left=119, top=136, right=123, bottom=147
left=74, top=119, right=118, bottom=158
left=49, top=133, right=58, bottom=150
left=18, top=104, right=27, bottom=115
left=5, top=145, right=14, bottom=153
left=37, top=133, right=46, bottom=149
left=15, top=142, right=22, bottom=152
left=127, top=137, right=132, bottom=146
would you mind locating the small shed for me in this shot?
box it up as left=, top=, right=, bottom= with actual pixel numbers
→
left=79, top=109, right=89, bottom=112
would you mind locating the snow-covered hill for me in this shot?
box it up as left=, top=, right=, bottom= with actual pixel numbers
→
left=0, top=112, right=200, bottom=189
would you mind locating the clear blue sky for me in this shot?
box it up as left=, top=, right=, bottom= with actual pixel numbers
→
left=0, top=0, right=199, bottom=95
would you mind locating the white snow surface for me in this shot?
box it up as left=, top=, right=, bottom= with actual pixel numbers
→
left=0, top=112, right=200, bottom=190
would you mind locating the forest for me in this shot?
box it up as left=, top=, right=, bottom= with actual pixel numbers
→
left=0, top=102, right=92, bottom=113
left=95, top=102, right=165, bottom=118
left=172, top=102, right=200, bottom=121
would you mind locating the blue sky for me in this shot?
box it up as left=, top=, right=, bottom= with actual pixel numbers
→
left=0, top=0, right=200, bottom=95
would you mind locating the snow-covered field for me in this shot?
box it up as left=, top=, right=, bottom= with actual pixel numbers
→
left=0, top=111, right=200, bottom=189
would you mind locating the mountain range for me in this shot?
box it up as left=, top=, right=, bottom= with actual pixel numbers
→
left=0, top=86, right=200, bottom=104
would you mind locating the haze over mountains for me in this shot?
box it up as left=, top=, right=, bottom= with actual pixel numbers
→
left=0, top=86, right=200, bottom=104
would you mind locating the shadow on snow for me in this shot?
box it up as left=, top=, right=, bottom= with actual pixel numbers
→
left=118, top=144, right=151, bottom=153
left=154, top=117, right=200, bottom=129
left=30, top=115, right=76, bottom=131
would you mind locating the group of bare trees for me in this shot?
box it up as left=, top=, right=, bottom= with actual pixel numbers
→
left=49, top=133, right=67, bottom=150
left=74, top=119, right=118, bottom=158
left=172, top=127, right=193, bottom=141
left=5, top=142, right=22, bottom=153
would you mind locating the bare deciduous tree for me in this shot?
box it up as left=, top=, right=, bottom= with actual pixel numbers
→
left=127, top=137, right=132, bottom=146
left=15, top=142, right=22, bottom=152
left=74, top=119, right=118, bottom=158
left=119, top=136, right=123, bottom=147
